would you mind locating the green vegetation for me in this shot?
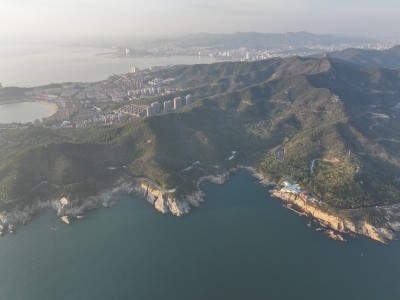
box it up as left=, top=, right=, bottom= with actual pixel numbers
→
left=327, top=45, right=400, bottom=69
left=1, top=55, right=400, bottom=216
left=0, top=87, right=32, bottom=103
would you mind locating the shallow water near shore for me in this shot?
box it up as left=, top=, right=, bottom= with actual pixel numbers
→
left=0, top=171, right=399, bottom=299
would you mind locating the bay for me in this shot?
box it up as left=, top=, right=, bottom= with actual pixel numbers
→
left=0, top=171, right=399, bottom=299
left=0, top=102, right=54, bottom=123
left=0, top=44, right=214, bottom=87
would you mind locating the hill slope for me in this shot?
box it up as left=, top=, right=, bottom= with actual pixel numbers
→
left=325, top=45, right=400, bottom=68
left=1, top=54, right=400, bottom=237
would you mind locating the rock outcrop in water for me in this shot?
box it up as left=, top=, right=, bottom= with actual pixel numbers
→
left=0, top=179, right=135, bottom=235
left=271, top=190, right=398, bottom=244
left=137, top=182, right=192, bottom=216
left=2, top=167, right=398, bottom=245
left=0, top=168, right=270, bottom=235
left=135, top=170, right=238, bottom=217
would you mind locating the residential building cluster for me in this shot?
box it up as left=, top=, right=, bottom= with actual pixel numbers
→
left=146, top=94, right=193, bottom=117
left=20, top=67, right=184, bottom=128
left=115, top=104, right=147, bottom=118
left=117, top=41, right=397, bottom=62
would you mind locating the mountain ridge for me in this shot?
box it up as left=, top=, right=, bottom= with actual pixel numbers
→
left=324, top=45, right=400, bottom=68
left=1, top=52, right=400, bottom=239
left=137, top=31, right=377, bottom=50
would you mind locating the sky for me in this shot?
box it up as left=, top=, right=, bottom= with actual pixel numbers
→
left=0, top=0, right=399, bottom=41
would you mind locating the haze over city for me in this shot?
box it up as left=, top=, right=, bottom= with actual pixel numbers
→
left=3, top=0, right=400, bottom=299
left=1, top=0, right=400, bottom=41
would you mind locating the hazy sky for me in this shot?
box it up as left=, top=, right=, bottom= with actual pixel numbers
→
left=0, top=0, right=399, bottom=40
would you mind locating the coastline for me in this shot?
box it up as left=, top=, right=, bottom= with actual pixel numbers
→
left=0, top=178, right=134, bottom=236
left=39, top=101, right=58, bottom=117
left=1, top=166, right=400, bottom=244
left=270, top=189, right=400, bottom=244
left=135, top=166, right=274, bottom=217
left=0, top=100, right=58, bottom=119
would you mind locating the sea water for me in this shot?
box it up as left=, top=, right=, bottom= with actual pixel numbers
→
left=0, top=171, right=399, bottom=300
left=0, top=102, right=54, bottom=123
left=0, top=44, right=214, bottom=87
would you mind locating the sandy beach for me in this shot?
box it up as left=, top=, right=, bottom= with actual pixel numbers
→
left=40, top=101, right=58, bottom=117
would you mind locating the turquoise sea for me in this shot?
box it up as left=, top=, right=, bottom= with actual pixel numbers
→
left=0, top=171, right=399, bottom=300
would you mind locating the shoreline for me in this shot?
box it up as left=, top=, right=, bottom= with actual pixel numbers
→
left=1, top=167, right=400, bottom=244
left=270, top=189, right=399, bottom=244
left=0, top=100, right=58, bottom=117
left=39, top=101, right=58, bottom=117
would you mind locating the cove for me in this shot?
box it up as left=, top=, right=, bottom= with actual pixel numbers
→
left=0, top=171, right=399, bottom=299
left=0, top=102, right=55, bottom=123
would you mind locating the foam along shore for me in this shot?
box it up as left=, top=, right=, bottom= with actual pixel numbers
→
left=0, top=169, right=236, bottom=235
left=271, top=189, right=399, bottom=244
left=0, top=179, right=135, bottom=235
left=134, top=167, right=275, bottom=217
left=1, top=167, right=398, bottom=244
left=134, top=171, right=235, bottom=217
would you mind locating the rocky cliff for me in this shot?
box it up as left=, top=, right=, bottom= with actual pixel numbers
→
left=0, top=179, right=134, bottom=235
left=271, top=190, right=398, bottom=243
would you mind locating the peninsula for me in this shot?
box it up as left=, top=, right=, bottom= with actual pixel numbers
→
left=1, top=46, right=400, bottom=243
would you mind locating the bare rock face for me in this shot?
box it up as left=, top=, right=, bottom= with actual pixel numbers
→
left=154, top=196, right=169, bottom=214
left=60, top=216, right=70, bottom=224
left=57, top=197, right=70, bottom=216
left=137, top=182, right=192, bottom=216
left=271, top=190, right=398, bottom=244
left=167, top=197, right=190, bottom=216
left=146, top=193, right=157, bottom=205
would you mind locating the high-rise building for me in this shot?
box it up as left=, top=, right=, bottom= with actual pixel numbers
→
left=185, top=94, right=192, bottom=105
left=164, top=100, right=173, bottom=112
left=151, top=102, right=160, bottom=114
left=146, top=106, right=156, bottom=117
left=129, top=66, right=138, bottom=73
left=173, top=97, right=182, bottom=110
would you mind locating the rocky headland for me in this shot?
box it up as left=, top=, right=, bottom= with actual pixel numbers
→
left=0, top=178, right=134, bottom=236
left=271, top=189, right=400, bottom=244
left=0, top=167, right=267, bottom=235
left=134, top=169, right=239, bottom=217
left=1, top=167, right=399, bottom=245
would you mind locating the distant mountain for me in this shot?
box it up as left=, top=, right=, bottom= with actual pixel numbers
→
left=325, top=45, right=400, bottom=68
left=140, top=31, right=377, bottom=50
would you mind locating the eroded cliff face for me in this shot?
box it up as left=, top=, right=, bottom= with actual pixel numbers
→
left=135, top=171, right=237, bottom=217
left=2, top=169, right=397, bottom=244
left=271, top=190, right=397, bottom=244
left=137, top=183, right=191, bottom=216
left=0, top=169, right=255, bottom=234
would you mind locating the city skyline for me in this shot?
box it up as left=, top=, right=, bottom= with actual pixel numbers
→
left=1, top=0, right=400, bottom=42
